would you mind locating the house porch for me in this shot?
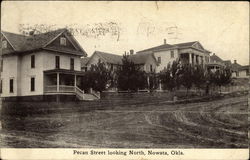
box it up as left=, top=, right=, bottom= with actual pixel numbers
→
left=43, top=69, right=84, bottom=94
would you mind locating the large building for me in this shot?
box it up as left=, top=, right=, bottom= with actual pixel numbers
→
left=136, top=40, right=211, bottom=72
left=0, top=29, right=99, bottom=100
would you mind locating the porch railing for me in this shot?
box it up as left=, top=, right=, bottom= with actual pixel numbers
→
left=59, top=85, right=75, bottom=92
left=92, top=90, right=100, bottom=99
left=44, top=85, right=75, bottom=93
left=75, top=86, right=84, bottom=100
left=44, top=85, right=100, bottom=100
left=44, top=85, right=57, bottom=92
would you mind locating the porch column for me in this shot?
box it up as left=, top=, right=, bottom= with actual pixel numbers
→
left=74, top=74, right=77, bottom=91
left=195, top=55, right=198, bottom=65
left=189, top=53, right=192, bottom=64
left=57, top=73, right=60, bottom=92
left=192, top=54, right=195, bottom=65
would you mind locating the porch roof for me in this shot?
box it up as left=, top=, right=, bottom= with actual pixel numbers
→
left=44, top=69, right=85, bottom=75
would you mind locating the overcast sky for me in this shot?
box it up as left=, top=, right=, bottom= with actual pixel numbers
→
left=1, top=1, right=249, bottom=65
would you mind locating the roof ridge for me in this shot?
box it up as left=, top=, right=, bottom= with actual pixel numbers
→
left=2, top=28, right=67, bottom=38
left=173, top=41, right=198, bottom=45
left=2, top=31, right=28, bottom=37
left=137, top=43, right=173, bottom=53
left=95, top=50, right=122, bottom=57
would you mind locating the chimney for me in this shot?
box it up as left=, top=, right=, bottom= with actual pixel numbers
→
left=164, top=39, right=167, bottom=44
left=130, top=49, right=134, bottom=55
left=234, top=60, right=237, bottom=64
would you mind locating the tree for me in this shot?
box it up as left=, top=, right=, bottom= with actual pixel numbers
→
left=148, top=72, right=159, bottom=91
left=116, top=55, right=147, bottom=91
left=159, top=60, right=182, bottom=91
left=159, top=63, right=175, bottom=91
left=81, top=61, right=111, bottom=92
left=180, top=63, right=194, bottom=96
left=213, top=66, right=232, bottom=93
left=205, top=70, right=215, bottom=95
left=193, top=64, right=206, bottom=95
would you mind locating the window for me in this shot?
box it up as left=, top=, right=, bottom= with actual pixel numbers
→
left=9, top=78, right=14, bottom=93
left=150, top=65, right=153, bottom=72
left=31, top=77, right=35, bottom=91
left=60, top=37, right=66, bottom=46
left=0, top=80, right=2, bottom=93
left=70, top=58, right=74, bottom=70
left=158, top=57, right=161, bottom=64
left=2, top=40, right=7, bottom=49
left=55, top=56, right=60, bottom=69
left=31, top=55, right=35, bottom=68
left=170, top=51, right=174, bottom=58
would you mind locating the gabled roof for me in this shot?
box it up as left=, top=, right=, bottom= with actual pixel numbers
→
left=137, top=43, right=174, bottom=54
left=88, top=51, right=158, bottom=66
left=1, top=28, right=87, bottom=56
left=88, top=51, right=123, bottom=65
left=81, top=57, right=90, bottom=67
left=239, top=65, right=249, bottom=71
left=173, top=41, right=198, bottom=48
left=210, top=53, right=224, bottom=63
left=137, top=41, right=210, bottom=54
left=223, top=60, right=232, bottom=66
left=231, top=63, right=242, bottom=71
left=128, top=54, right=158, bottom=65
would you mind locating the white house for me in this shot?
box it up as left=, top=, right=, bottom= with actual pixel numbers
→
left=137, top=40, right=211, bottom=72
left=0, top=29, right=99, bottom=101
left=85, top=50, right=158, bottom=73
left=238, top=65, right=249, bottom=78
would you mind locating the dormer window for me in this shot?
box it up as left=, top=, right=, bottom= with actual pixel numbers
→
left=60, top=37, right=66, bottom=46
left=2, top=40, right=7, bottom=49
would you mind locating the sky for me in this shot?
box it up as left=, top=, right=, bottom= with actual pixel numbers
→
left=1, top=1, right=249, bottom=65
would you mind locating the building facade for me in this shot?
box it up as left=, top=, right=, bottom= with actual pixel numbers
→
left=137, top=40, right=211, bottom=72
left=0, top=29, right=99, bottom=100
left=238, top=65, right=249, bottom=78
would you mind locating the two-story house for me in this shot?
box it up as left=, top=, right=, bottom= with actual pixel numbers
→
left=136, top=40, right=211, bottom=72
left=85, top=50, right=158, bottom=73
left=85, top=50, right=158, bottom=91
left=0, top=28, right=99, bottom=101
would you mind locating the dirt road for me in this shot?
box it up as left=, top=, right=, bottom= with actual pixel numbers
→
left=0, top=95, right=248, bottom=148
